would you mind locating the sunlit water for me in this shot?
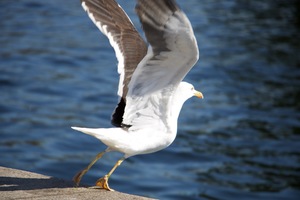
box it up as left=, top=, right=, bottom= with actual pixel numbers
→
left=1, top=0, right=299, bottom=199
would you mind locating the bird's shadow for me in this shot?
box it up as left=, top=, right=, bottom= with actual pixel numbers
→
left=0, top=176, right=75, bottom=191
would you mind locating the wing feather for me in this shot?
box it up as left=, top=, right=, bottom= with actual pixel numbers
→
left=122, top=0, right=199, bottom=128
left=81, top=0, right=147, bottom=127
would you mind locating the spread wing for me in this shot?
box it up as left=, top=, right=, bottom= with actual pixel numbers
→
left=81, top=0, right=147, bottom=127
left=122, top=0, right=199, bottom=129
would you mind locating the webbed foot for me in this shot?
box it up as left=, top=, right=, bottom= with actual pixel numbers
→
left=95, top=175, right=114, bottom=191
left=73, top=170, right=85, bottom=187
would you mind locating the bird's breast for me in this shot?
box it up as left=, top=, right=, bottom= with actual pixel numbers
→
left=121, top=128, right=177, bottom=157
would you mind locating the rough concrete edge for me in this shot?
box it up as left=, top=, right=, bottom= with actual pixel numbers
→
left=0, top=166, right=156, bottom=200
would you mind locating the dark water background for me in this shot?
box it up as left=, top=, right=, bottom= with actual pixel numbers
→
left=1, top=0, right=300, bottom=199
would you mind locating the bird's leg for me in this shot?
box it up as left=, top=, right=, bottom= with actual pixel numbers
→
left=73, top=150, right=107, bottom=187
left=95, top=157, right=125, bottom=191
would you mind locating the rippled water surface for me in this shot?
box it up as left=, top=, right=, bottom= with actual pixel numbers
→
left=1, top=0, right=300, bottom=199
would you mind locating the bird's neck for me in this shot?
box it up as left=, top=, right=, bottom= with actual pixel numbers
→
left=167, top=87, right=187, bottom=133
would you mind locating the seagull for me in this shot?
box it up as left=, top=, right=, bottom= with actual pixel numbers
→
left=72, top=0, right=203, bottom=191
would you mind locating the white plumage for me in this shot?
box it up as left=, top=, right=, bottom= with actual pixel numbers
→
left=72, top=0, right=203, bottom=191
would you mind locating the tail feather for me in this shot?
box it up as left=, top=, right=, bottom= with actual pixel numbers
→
left=71, top=126, right=102, bottom=138
left=71, top=126, right=129, bottom=152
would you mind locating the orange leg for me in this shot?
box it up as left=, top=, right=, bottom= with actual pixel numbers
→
left=73, top=151, right=106, bottom=187
left=95, top=157, right=125, bottom=191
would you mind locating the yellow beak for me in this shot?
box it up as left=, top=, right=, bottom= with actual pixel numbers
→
left=194, top=90, right=204, bottom=99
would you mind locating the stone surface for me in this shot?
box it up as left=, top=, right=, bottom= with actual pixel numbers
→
left=0, top=166, right=154, bottom=200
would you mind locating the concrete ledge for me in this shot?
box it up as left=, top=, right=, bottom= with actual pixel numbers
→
left=0, top=166, right=154, bottom=200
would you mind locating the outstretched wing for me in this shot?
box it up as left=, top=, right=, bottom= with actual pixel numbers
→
left=122, top=0, right=199, bottom=129
left=81, top=0, right=147, bottom=127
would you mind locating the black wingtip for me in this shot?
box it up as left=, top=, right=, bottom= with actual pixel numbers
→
left=136, top=0, right=179, bottom=13
left=111, top=97, right=126, bottom=127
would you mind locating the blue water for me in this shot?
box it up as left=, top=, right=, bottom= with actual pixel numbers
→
left=1, top=0, right=300, bottom=199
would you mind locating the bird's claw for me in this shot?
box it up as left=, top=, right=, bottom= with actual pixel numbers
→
left=73, top=171, right=84, bottom=187
left=95, top=175, right=114, bottom=191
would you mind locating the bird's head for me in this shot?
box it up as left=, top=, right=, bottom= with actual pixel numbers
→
left=178, top=82, right=204, bottom=101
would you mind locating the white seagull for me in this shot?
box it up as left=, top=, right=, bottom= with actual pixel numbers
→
left=72, top=0, right=203, bottom=191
